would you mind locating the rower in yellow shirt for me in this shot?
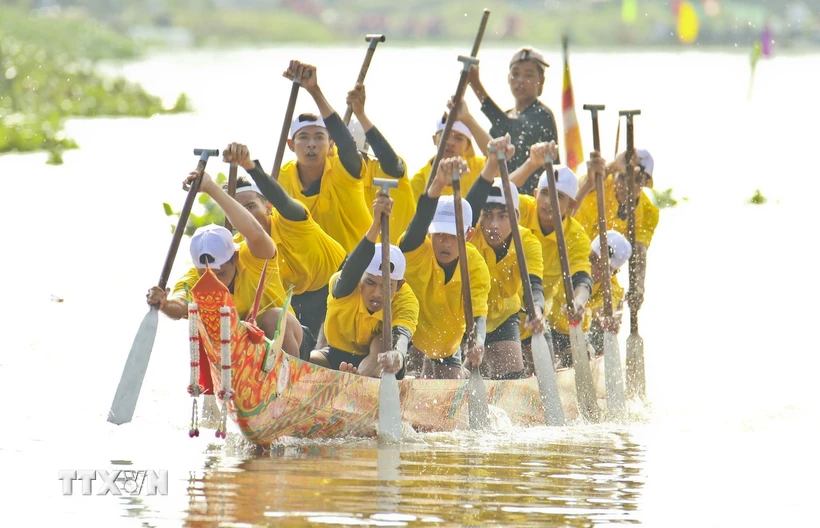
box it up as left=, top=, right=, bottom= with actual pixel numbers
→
left=409, top=101, right=488, bottom=202
left=586, top=230, right=632, bottom=358
left=277, top=61, right=372, bottom=253
left=146, top=170, right=304, bottom=405
left=223, top=142, right=347, bottom=351
left=464, top=134, right=547, bottom=379
left=399, top=157, right=491, bottom=380
left=311, top=191, right=418, bottom=378
left=509, top=142, right=593, bottom=370
left=346, top=83, right=416, bottom=245
left=574, top=148, right=658, bottom=313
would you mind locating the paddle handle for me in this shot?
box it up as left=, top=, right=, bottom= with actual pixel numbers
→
left=224, top=162, right=238, bottom=232
left=271, top=80, right=301, bottom=180
left=620, top=110, right=641, bottom=328
left=381, top=214, right=392, bottom=353
left=158, top=153, right=217, bottom=289
left=544, top=161, right=577, bottom=310
left=496, top=153, right=537, bottom=319
left=343, top=35, right=386, bottom=126
left=583, top=105, right=614, bottom=318
left=423, top=11, right=490, bottom=195
left=451, top=175, right=475, bottom=349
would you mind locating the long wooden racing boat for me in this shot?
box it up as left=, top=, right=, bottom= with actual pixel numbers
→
left=191, top=269, right=606, bottom=445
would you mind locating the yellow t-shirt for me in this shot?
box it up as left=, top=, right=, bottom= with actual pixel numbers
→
left=361, top=155, right=416, bottom=245
left=519, top=195, right=592, bottom=339
left=409, top=154, right=487, bottom=202
left=470, top=225, right=543, bottom=333
left=574, top=176, right=659, bottom=248
left=173, top=241, right=288, bottom=319
left=323, top=271, right=419, bottom=356
left=278, top=148, right=372, bottom=253
left=547, top=275, right=624, bottom=335
left=401, top=236, right=491, bottom=359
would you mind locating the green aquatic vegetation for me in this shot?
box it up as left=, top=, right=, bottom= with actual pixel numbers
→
left=649, top=187, right=679, bottom=209
left=164, top=173, right=228, bottom=237
left=749, top=189, right=767, bottom=205
left=0, top=10, right=191, bottom=164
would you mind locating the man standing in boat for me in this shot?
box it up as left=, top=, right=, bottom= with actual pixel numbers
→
left=574, top=148, right=658, bottom=314
left=277, top=61, right=373, bottom=254
left=311, top=190, right=419, bottom=378
left=399, top=157, right=491, bottom=380
left=222, top=142, right=347, bottom=355
left=467, top=46, right=559, bottom=196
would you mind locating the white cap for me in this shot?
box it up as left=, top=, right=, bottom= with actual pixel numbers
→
left=435, top=118, right=473, bottom=140
left=190, top=224, right=237, bottom=270
left=348, top=119, right=367, bottom=152
left=365, top=243, right=406, bottom=280
left=429, top=195, right=472, bottom=236
left=290, top=114, right=326, bottom=138
left=591, top=230, right=633, bottom=271
left=235, top=183, right=262, bottom=196
left=537, top=166, right=579, bottom=200
left=485, top=177, right=519, bottom=211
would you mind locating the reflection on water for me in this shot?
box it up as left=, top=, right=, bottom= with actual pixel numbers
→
left=181, top=429, right=645, bottom=526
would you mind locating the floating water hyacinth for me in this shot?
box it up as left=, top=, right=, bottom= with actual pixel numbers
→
left=748, top=24, right=773, bottom=100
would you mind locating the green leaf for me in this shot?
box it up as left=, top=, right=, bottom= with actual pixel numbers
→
left=650, top=187, right=678, bottom=209
left=162, top=202, right=174, bottom=216
left=216, top=172, right=227, bottom=186
left=749, top=189, right=767, bottom=205
left=198, top=193, right=210, bottom=205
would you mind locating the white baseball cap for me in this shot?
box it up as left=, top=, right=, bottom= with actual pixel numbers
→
left=290, top=114, right=326, bottom=138
left=537, top=166, right=579, bottom=200
left=485, top=177, right=519, bottom=212
left=591, top=230, right=633, bottom=271
left=435, top=117, right=473, bottom=140
left=190, top=224, right=237, bottom=270
left=429, top=195, right=472, bottom=236
left=636, top=148, right=654, bottom=187
left=365, top=243, right=406, bottom=281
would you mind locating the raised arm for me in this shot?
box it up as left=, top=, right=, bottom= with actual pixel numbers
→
left=448, top=96, right=492, bottom=158
left=182, top=171, right=275, bottom=260
left=284, top=61, right=363, bottom=178
left=509, top=141, right=558, bottom=188
left=223, top=142, right=307, bottom=222
left=399, top=157, right=461, bottom=253
left=347, top=83, right=404, bottom=178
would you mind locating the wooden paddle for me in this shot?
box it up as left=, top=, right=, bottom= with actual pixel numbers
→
left=343, top=34, right=386, bottom=126
left=618, top=109, right=646, bottom=400
left=373, top=178, right=402, bottom=442
left=451, top=168, right=490, bottom=430
left=543, top=159, right=601, bottom=423
left=224, top=162, right=238, bottom=232
left=584, top=104, right=626, bottom=417
left=495, top=149, right=565, bottom=426
left=271, top=69, right=309, bottom=180
left=108, top=148, right=220, bottom=425
left=423, top=9, right=490, bottom=194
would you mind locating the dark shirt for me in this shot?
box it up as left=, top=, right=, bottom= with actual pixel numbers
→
left=480, top=97, right=560, bottom=196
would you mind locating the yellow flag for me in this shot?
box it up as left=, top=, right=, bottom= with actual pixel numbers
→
left=678, top=2, right=699, bottom=44
left=622, top=0, right=638, bottom=24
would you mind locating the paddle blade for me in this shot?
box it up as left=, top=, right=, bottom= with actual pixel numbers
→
left=107, top=307, right=159, bottom=425
left=378, top=373, right=402, bottom=442
left=569, top=325, right=601, bottom=423
left=603, top=331, right=626, bottom=417
left=530, top=333, right=566, bottom=426
left=625, top=332, right=646, bottom=399
left=467, top=366, right=490, bottom=430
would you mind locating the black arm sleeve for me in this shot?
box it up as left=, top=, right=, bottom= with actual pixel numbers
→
left=247, top=160, right=307, bottom=222
left=331, top=237, right=375, bottom=299
left=399, top=194, right=438, bottom=253
left=465, top=177, right=493, bottom=227
left=365, top=126, right=404, bottom=178
left=392, top=325, right=412, bottom=347
left=324, top=112, right=363, bottom=179
left=571, top=271, right=593, bottom=295
left=529, top=274, right=545, bottom=312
